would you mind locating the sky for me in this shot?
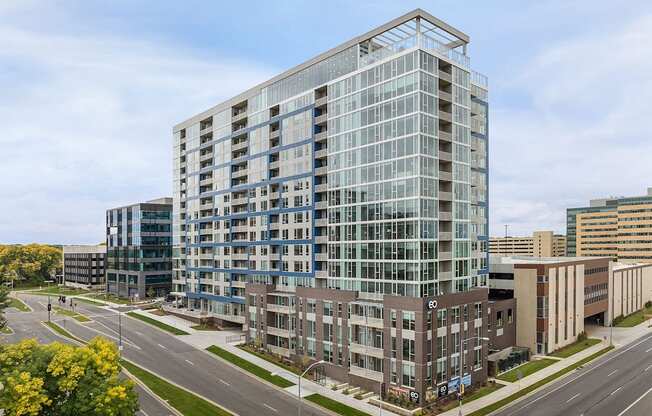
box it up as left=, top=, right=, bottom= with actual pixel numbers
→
left=1, top=0, right=651, bottom=244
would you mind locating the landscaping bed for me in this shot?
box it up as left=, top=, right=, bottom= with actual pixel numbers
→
left=496, top=358, right=557, bottom=382
left=7, top=297, right=30, bottom=312
left=206, top=345, right=294, bottom=388
left=550, top=338, right=600, bottom=358
left=239, top=344, right=303, bottom=375
left=54, top=306, right=91, bottom=322
left=305, top=394, right=371, bottom=416
left=126, top=312, right=189, bottom=335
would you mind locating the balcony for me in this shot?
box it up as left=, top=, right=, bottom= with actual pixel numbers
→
left=315, top=149, right=327, bottom=159
left=314, top=131, right=327, bottom=142
left=266, top=303, right=293, bottom=314
left=232, top=169, right=248, bottom=179
left=266, top=326, right=294, bottom=338
left=439, top=91, right=453, bottom=103
left=439, top=251, right=452, bottom=261
left=315, top=96, right=328, bottom=108
left=315, top=201, right=328, bottom=210
left=348, top=314, right=384, bottom=329
left=438, top=70, right=452, bottom=83
left=439, top=151, right=452, bottom=162
left=349, top=365, right=383, bottom=383
left=439, top=110, right=452, bottom=123
left=315, top=184, right=327, bottom=193
left=315, top=114, right=327, bottom=125
left=349, top=342, right=384, bottom=359
left=439, top=171, right=452, bottom=181
left=267, top=345, right=290, bottom=358
left=439, top=212, right=452, bottom=221
left=315, top=166, right=327, bottom=176
left=439, top=232, right=452, bottom=240
left=270, top=129, right=280, bottom=139
left=440, top=131, right=452, bottom=142
left=439, top=191, right=452, bottom=201
left=314, top=218, right=327, bottom=227
left=232, top=140, right=248, bottom=152
left=315, top=253, right=328, bottom=262
left=315, top=235, right=328, bottom=244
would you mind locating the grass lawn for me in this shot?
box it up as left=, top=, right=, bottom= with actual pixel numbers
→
left=239, top=344, right=301, bottom=375
left=206, top=345, right=295, bottom=388
left=29, top=287, right=89, bottom=296
left=551, top=338, right=601, bottom=358
left=1, top=326, right=13, bottom=334
left=121, top=360, right=232, bottom=416
left=469, top=346, right=613, bottom=416
left=75, top=297, right=107, bottom=306
left=191, top=324, right=219, bottom=331
left=497, top=359, right=557, bottom=382
left=126, top=312, right=189, bottom=335
left=613, top=305, right=652, bottom=328
left=42, top=321, right=85, bottom=344
left=305, top=394, right=371, bottom=416
left=53, top=306, right=91, bottom=322
left=7, top=297, right=30, bottom=312
left=86, top=293, right=132, bottom=305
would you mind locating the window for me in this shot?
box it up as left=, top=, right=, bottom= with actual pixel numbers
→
left=451, top=306, right=460, bottom=324
left=402, top=311, right=415, bottom=331
left=475, top=302, right=483, bottom=319
left=507, top=308, right=513, bottom=324
left=307, top=299, right=316, bottom=313
left=437, top=309, right=447, bottom=328
left=391, top=309, right=397, bottom=328
left=402, top=363, right=415, bottom=388
left=323, top=323, right=333, bottom=342
left=402, top=338, right=415, bottom=362
left=437, top=335, right=447, bottom=358
left=323, top=301, right=333, bottom=317
left=496, top=311, right=503, bottom=328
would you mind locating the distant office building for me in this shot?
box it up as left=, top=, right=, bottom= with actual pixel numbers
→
left=106, top=198, right=173, bottom=299
left=172, top=9, right=489, bottom=403
left=62, top=245, right=106, bottom=289
left=490, top=231, right=566, bottom=257
left=567, top=188, right=652, bottom=262
left=489, top=256, right=652, bottom=355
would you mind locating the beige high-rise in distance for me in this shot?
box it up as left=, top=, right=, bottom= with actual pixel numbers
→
left=490, top=231, right=566, bottom=257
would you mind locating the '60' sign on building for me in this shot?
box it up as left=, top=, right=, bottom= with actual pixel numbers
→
left=427, top=299, right=438, bottom=310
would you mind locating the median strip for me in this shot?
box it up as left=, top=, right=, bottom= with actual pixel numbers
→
left=469, top=346, right=614, bottom=416
left=305, top=394, right=371, bottom=416
left=42, top=321, right=230, bottom=416
left=53, top=306, right=91, bottom=322
left=205, top=345, right=295, bottom=388
left=126, top=312, right=190, bottom=335
left=121, top=360, right=233, bottom=416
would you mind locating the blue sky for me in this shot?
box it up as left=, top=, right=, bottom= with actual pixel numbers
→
left=1, top=0, right=651, bottom=244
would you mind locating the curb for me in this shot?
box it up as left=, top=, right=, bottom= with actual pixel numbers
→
left=200, top=347, right=342, bottom=416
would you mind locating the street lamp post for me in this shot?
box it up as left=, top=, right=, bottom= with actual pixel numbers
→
left=118, top=312, right=123, bottom=357
left=298, top=360, right=325, bottom=416
left=457, top=335, right=490, bottom=416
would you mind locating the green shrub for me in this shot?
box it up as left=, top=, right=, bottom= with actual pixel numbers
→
left=645, top=300, right=652, bottom=309
left=577, top=331, right=587, bottom=342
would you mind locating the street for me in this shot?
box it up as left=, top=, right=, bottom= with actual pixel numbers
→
left=494, top=333, right=652, bottom=416
left=4, top=293, right=329, bottom=416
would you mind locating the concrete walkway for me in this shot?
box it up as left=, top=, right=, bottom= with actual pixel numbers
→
left=437, top=321, right=652, bottom=416
left=128, top=308, right=399, bottom=415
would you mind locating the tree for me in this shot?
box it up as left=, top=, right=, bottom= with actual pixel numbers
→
left=0, top=285, right=9, bottom=331
left=0, top=338, right=139, bottom=416
left=0, top=244, right=62, bottom=285
left=146, top=287, right=156, bottom=299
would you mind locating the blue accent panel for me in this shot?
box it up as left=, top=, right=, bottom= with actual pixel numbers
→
left=184, top=172, right=313, bottom=202
left=182, top=105, right=315, bottom=155
left=187, top=137, right=314, bottom=179
left=186, top=292, right=245, bottom=304
left=187, top=267, right=313, bottom=278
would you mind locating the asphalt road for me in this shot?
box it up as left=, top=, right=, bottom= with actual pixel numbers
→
left=494, top=332, right=652, bottom=416
left=8, top=293, right=329, bottom=416
left=2, top=299, right=174, bottom=416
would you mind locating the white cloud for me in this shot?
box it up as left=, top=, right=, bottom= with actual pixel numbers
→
left=0, top=9, right=275, bottom=244
left=489, top=13, right=652, bottom=237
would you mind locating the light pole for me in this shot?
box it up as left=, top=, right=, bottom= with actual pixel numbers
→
left=44, top=279, right=54, bottom=322
left=118, top=311, right=123, bottom=357
left=457, top=335, right=490, bottom=416
left=298, top=360, right=325, bottom=416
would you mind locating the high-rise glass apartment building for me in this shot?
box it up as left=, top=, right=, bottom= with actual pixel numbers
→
left=172, top=10, right=488, bottom=401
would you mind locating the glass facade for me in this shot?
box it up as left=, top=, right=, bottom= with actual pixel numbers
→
left=173, top=12, right=488, bottom=323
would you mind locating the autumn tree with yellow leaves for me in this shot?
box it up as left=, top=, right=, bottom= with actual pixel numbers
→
left=0, top=338, right=139, bottom=416
left=0, top=244, right=62, bottom=285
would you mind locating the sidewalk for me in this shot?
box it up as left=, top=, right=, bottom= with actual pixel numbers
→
left=438, top=320, right=652, bottom=416
left=219, top=343, right=401, bottom=416
left=128, top=308, right=243, bottom=349
left=126, top=308, right=398, bottom=415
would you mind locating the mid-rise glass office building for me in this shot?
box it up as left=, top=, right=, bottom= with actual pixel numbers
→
left=172, top=10, right=488, bottom=402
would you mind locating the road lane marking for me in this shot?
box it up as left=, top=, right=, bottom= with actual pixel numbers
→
left=185, top=359, right=194, bottom=366
left=617, top=385, right=652, bottom=416
left=158, top=343, right=167, bottom=350
left=645, top=364, right=652, bottom=372
left=218, top=378, right=230, bottom=386
left=607, top=369, right=618, bottom=377
left=646, top=347, right=652, bottom=353
left=566, top=393, right=580, bottom=403
left=505, top=333, right=652, bottom=415
left=610, top=386, right=623, bottom=396
left=263, top=404, right=277, bottom=413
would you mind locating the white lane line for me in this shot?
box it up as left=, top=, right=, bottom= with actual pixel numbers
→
left=607, top=369, right=618, bottom=377
left=185, top=359, right=194, bottom=366
left=157, top=343, right=167, bottom=350
left=566, top=393, right=581, bottom=403
left=617, top=386, right=652, bottom=416
left=645, top=364, right=652, bottom=372
left=646, top=347, right=652, bottom=353
left=505, top=333, right=652, bottom=415
left=140, top=410, right=150, bottom=416
left=263, top=404, right=278, bottom=413
left=218, top=378, right=230, bottom=386
left=610, top=386, right=623, bottom=396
